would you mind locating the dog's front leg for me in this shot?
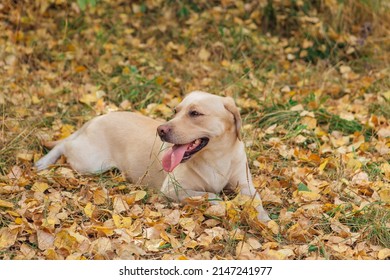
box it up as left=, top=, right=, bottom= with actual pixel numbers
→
left=231, top=163, right=271, bottom=222
left=160, top=176, right=222, bottom=204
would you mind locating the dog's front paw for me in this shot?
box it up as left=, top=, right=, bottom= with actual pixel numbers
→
left=257, top=211, right=271, bottom=223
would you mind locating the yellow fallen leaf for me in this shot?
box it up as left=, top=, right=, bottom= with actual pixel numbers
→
left=130, top=190, right=147, bottom=202
left=17, top=151, right=34, bottom=161
left=6, top=210, right=20, bottom=217
left=60, top=124, right=75, bottom=139
left=298, top=191, right=321, bottom=201
left=378, top=248, right=390, bottom=260
left=165, top=232, right=181, bottom=249
left=198, top=47, right=210, bottom=61
left=319, top=158, right=329, bottom=172
left=179, top=218, right=196, bottom=232
left=54, top=230, right=77, bottom=251
left=286, top=223, right=311, bottom=242
left=346, top=158, right=362, bottom=171
left=177, top=44, right=186, bottom=55
left=31, top=182, right=49, bottom=193
left=379, top=189, right=390, bottom=203
left=0, top=199, right=14, bottom=208
left=122, top=66, right=131, bottom=75
left=260, top=249, right=286, bottom=260
left=0, top=227, right=19, bottom=249
left=232, top=193, right=251, bottom=206
left=84, top=202, right=94, bottom=218
left=183, top=236, right=198, bottom=249
left=277, top=248, right=295, bottom=259
left=155, top=76, right=164, bottom=85
left=93, top=188, right=107, bottom=205
left=113, top=214, right=132, bottom=228
left=302, top=39, right=314, bottom=49
left=75, top=65, right=87, bottom=73
left=92, top=226, right=115, bottom=236
left=221, top=60, right=230, bottom=67
left=267, top=220, right=280, bottom=234
left=382, top=90, right=390, bottom=100
left=79, top=93, right=98, bottom=105
left=339, top=65, right=351, bottom=74
left=144, top=103, right=163, bottom=116
left=301, top=116, right=317, bottom=129
left=381, top=162, right=390, bottom=180
left=45, top=248, right=61, bottom=260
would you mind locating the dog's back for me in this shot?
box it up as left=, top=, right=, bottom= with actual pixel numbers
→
left=35, top=112, right=166, bottom=187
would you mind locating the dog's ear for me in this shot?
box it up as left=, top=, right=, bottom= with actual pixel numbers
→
left=223, top=97, right=242, bottom=141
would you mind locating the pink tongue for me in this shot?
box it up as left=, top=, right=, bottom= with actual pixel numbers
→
left=162, top=144, right=191, bottom=172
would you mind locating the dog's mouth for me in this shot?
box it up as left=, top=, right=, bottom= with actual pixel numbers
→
left=162, top=137, right=209, bottom=172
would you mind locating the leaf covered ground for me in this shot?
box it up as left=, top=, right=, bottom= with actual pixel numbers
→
left=0, top=0, right=390, bottom=260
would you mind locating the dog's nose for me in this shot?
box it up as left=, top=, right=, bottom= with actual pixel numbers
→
left=157, top=124, right=171, bottom=138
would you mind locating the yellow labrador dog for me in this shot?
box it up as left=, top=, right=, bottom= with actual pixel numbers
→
left=36, top=91, right=270, bottom=222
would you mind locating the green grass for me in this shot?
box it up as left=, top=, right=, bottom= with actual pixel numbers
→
left=340, top=203, right=390, bottom=248
left=369, top=101, right=390, bottom=119
left=362, top=162, right=384, bottom=180
left=91, top=67, right=163, bottom=110
left=316, top=109, right=373, bottom=140
left=255, top=101, right=373, bottom=141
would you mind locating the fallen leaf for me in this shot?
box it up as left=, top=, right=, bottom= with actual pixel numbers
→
left=113, top=196, right=129, bottom=213
left=0, top=199, right=14, bottom=208
left=79, top=93, right=98, bottom=105
left=0, top=227, right=19, bottom=249
left=84, top=202, right=95, bottom=218
left=31, top=182, right=49, bottom=193
left=93, top=188, right=107, bottom=205
left=198, top=48, right=210, bottom=61
left=130, top=190, right=147, bottom=202
left=378, top=248, right=390, bottom=260
left=204, top=203, right=226, bottom=217
left=163, top=209, right=181, bottom=225
left=113, top=214, right=132, bottom=229
left=37, top=230, right=55, bottom=250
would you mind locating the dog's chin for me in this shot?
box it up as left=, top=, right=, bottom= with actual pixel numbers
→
left=180, top=137, right=209, bottom=162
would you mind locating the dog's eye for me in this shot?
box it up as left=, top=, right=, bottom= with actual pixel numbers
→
left=189, top=110, right=202, bottom=117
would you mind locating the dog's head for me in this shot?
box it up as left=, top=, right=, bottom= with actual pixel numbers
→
left=157, top=91, right=242, bottom=172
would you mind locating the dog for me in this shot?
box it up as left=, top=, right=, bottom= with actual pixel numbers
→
left=35, top=91, right=270, bottom=222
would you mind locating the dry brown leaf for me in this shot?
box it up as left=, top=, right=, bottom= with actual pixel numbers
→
left=0, top=227, right=19, bottom=249
left=31, top=182, right=49, bottom=193
left=0, top=199, right=14, bottom=208
left=204, top=203, right=226, bottom=217
left=37, top=230, right=55, bottom=250
left=163, top=209, right=181, bottom=225
left=378, top=248, right=390, bottom=260
left=113, top=196, right=129, bottom=213
left=93, top=188, right=107, bottom=205
left=198, top=48, right=210, bottom=61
